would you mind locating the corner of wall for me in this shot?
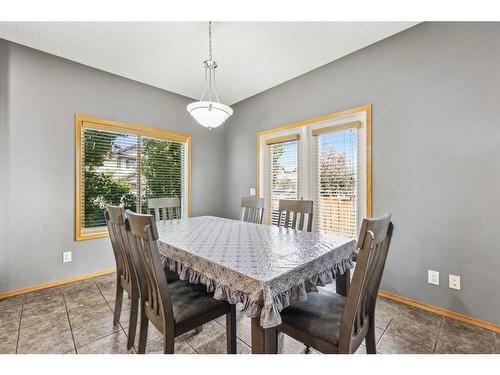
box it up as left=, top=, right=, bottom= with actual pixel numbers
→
left=220, top=115, right=229, bottom=218
left=0, top=39, right=11, bottom=288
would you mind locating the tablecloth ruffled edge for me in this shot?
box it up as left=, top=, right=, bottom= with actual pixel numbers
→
left=163, top=257, right=354, bottom=329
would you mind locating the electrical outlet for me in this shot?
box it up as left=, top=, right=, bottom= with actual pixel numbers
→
left=428, top=270, right=439, bottom=285
left=249, top=188, right=256, bottom=196
left=449, top=275, right=461, bottom=290
left=63, top=251, right=72, bottom=263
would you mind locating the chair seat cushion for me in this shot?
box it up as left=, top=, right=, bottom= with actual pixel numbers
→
left=165, top=269, right=180, bottom=283
left=169, top=280, right=228, bottom=325
left=280, top=289, right=346, bottom=347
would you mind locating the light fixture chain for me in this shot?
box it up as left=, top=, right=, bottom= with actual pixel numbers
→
left=208, top=21, right=212, bottom=61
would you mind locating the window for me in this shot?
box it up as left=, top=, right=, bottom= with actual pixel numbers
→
left=75, top=115, right=191, bottom=240
left=265, top=135, right=299, bottom=224
left=313, top=124, right=359, bottom=237
left=257, top=105, right=371, bottom=238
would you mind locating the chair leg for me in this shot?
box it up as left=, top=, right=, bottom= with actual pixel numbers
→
left=265, top=328, right=278, bottom=354
left=137, top=302, right=149, bottom=354
left=365, top=324, right=377, bottom=354
left=163, top=333, right=175, bottom=354
left=226, top=304, right=237, bottom=354
left=277, top=332, right=284, bottom=354
left=126, top=293, right=139, bottom=349
left=113, top=275, right=124, bottom=326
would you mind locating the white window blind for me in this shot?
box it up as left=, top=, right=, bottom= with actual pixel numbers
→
left=140, top=136, right=187, bottom=215
left=79, top=126, right=186, bottom=237
left=313, top=127, right=359, bottom=237
left=265, top=139, right=299, bottom=225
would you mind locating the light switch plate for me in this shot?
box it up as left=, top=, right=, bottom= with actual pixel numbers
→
left=249, top=188, right=256, bottom=196
left=63, top=251, right=72, bottom=263
left=449, top=275, right=461, bottom=290
left=428, top=270, right=439, bottom=285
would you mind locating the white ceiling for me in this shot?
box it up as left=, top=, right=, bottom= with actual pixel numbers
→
left=0, top=22, right=418, bottom=105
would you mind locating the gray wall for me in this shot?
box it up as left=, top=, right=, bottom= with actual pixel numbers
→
left=223, top=23, right=500, bottom=324
left=0, top=39, right=226, bottom=292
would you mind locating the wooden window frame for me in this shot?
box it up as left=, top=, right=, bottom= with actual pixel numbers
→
left=265, top=134, right=301, bottom=145
left=75, top=114, right=192, bottom=241
left=311, top=120, right=362, bottom=136
left=256, top=104, right=372, bottom=219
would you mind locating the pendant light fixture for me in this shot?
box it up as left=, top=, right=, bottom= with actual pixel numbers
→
left=187, top=21, right=233, bottom=129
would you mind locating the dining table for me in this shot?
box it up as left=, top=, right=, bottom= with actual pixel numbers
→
left=156, top=215, right=356, bottom=354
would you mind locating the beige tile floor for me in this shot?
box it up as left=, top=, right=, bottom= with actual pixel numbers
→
left=0, top=273, right=498, bottom=354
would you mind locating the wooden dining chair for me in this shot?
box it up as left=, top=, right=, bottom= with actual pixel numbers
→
left=105, top=205, right=140, bottom=350
left=124, top=210, right=237, bottom=354
left=276, top=199, right=314, bottom=232
left=275, top=214, right=394, bottom=354
left=148, top=197, right=181, bottom=221
left=146, top=197, right=182, bottom=283
left=240, top=196, right=265, bottom=224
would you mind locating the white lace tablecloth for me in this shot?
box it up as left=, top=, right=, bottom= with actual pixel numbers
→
left=156, top=216, right=356, bottom=328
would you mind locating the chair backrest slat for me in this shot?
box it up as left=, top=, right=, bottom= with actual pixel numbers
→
left=276, top=199, right=314, bottom=232
left=125, top=210, right=175, bottom=330
left=148, top=197, right=181, bottom=221
left=240, top=196, right=265, bottom=224
left=298, top=212, right=305, bottom=230
left=284, top=210, right=291, bottom=228
left=338, top=214, right=394, bottom=353
left=291, top=211, right=298, bottom=229
left=105, top=205, right=137, bottom=290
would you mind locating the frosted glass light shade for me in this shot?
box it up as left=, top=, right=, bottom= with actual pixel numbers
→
left=186, top=101, right=233, bottom=129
